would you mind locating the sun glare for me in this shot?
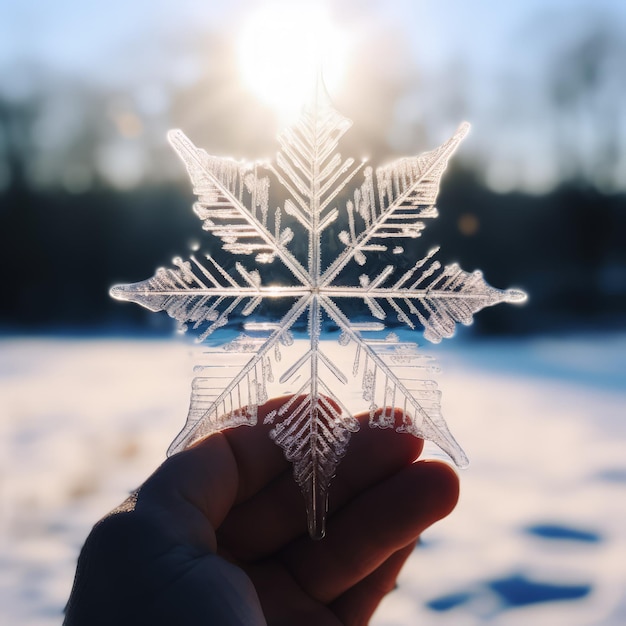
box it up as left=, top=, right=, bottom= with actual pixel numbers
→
left=237, top=3, right=348, bottom=120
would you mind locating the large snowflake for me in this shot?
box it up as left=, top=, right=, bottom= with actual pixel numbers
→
left=111, top=88, right=525, bottom=538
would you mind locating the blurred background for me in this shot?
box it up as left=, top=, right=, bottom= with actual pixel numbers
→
left=1, top=0, right=625, bottom=334
left=1, top=0, right=625, bottom=624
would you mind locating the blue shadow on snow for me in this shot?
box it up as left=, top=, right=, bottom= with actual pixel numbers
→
left=594, top=468, right=626, bottom=484
left=427, top=573, right=592, bottom=612
left=524, top=523, right=602, bottom=543
left=489, top=574, right=592, bottom=607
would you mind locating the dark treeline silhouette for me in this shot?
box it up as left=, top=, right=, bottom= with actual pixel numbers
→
left=1, top=167, right=624, bottom=337
left=432, top=169, right=626, bottom=336
left=2, top=8, right=625, bottom=337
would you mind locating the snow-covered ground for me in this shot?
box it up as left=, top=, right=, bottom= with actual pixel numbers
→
left=1, top=335, right=625, bottom=625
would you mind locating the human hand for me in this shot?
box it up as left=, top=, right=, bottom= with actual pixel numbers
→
left=64, top=396, right=459, bottom=625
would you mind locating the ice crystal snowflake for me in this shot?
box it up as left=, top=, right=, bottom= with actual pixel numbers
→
left=111, top=87, right=526, bottom=538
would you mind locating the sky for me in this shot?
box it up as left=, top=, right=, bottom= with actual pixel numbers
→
left=2, top=0, right=623, bottom=79
left=1, top=0, right=625, bottom=192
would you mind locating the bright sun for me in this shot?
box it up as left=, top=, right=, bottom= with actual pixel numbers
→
left=237, top=2, right=348, bottom=119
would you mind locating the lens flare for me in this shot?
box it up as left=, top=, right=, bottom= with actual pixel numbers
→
left=237, top=2, right=348, bottom=120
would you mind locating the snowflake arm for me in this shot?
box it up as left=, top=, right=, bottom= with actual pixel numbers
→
left=321, top=122, right=470, bottom=284
left=320, top=295, right=468, bottom=467
left=110, top=255, right=308, bottom=341
left=269, top=392, right=359, bottom=539
left=168, top=129, right=309, bottom=279
left=269, top=90, right=365, bottom=281
left=167, top=295, right=310, bottom=454
left=322, top=250, right=526, bottom=343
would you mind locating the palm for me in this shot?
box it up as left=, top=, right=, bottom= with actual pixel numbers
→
left=65, top=397, right=459, bottom=626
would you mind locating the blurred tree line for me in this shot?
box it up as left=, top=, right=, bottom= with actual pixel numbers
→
left=0, top=17, right=624, bottom=336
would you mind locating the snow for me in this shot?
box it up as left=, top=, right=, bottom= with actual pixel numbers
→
left=1, top=335, right=625, bottom=625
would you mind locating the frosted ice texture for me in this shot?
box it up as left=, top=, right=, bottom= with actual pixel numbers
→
left=111, top=87, right=526, bottom=538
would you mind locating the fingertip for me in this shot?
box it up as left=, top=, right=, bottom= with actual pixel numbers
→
left=279, top=460, right=461, bottom=603
left=353, top=406, right=425, bottom=463
left=413, top=460, right=460, bottom=523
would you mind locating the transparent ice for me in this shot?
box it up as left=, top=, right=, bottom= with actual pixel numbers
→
left=111, top=85, right=526, bottom=538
